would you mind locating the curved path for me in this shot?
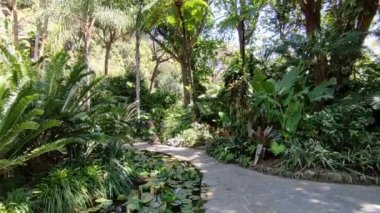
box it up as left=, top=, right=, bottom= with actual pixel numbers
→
left=134, top=143, right=380, bottom=213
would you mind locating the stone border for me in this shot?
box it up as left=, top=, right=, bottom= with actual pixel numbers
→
left=253, top=164, right=380, bottom=186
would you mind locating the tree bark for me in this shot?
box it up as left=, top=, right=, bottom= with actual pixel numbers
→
left=237, top=21, right=245, bottom=71
left=83, top=17, right=94, bottom=108
left=34, top=22, right=40, bottom=60
left=299, top=0, right=327, bottom=86
left=333, top=0, right=379, bottom=87
left=39, top=11, right=49, bottom=57
left=135, top=2, right=142, bottom=120
left=237, top=0, right=247, bottom=71
left=299, top=0, right=322, bottom=35
left=180, top=61, right=192, bottom=106
left=177, top=3, right=192, bottom=106
left=104, top=43, right=111, bottom=75
left=149, top=62, right=159, bottom=93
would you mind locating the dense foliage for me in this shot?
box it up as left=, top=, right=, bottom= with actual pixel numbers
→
left=1, top=0, right=380, bottom=211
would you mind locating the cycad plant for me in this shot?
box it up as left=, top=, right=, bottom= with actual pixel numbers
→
left=0, top=81, right=67, bottom=171
left=0, top=50, right=102, bottom=172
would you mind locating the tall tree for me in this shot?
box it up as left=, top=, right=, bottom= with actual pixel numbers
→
left=95, top=6, right=130, bottom=75
left=150, top=40, right=171, bottom=92
left=216, top=0, right=263, bottom=71
left=145, top=0, right=209, bottom=106
left=326, top=0, right=379, bottom=87
left=298, top=0, right=328, bottom=85
left=134, top=0, right=143, bottom=119
left=297, top=0, right=379, bottom=87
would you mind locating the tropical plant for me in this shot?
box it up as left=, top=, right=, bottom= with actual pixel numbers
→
left=35, top=168, right=93, bottom=213
left=281, top=139, right=341, bottom=171
left=0, top=188, right=34, bottom=213
left=251, top=67, right=336, bottom=141
left=303, top=101, right=377, bottom=151
left=0, top=81, right=68, bottom=171
left=176, top=122, right=212, bottom=147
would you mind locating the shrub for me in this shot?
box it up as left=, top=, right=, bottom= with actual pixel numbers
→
left=207, top=137, right=255, bottom=164
left=0, top=188, right=33, bottom=213
left=35, top=168, right=93, bottom=213
left=238, top=156, right=252, bottom=168
left=176, top=122, right=212, bottom=147
left=281, top=139, right=341, bottom=171
left=302, top=102, right=377, bottom=150
left=154, top=104, right=192, bottom=143
left=93, top=141, right=134, bottom=198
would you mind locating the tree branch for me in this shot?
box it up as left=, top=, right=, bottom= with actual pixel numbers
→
left=149, top=32, right=180, bottom=61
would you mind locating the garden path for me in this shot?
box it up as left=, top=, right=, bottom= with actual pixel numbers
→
left=134, top=143, right=380, bottom=213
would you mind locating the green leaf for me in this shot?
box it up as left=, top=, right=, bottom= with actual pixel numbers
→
left=276, top=67, right=299, bottom=95
left=270, top=142, right=286, bottom=156
left=127, top=203, right=139, bottom=210
left=308, top=78, right=336, bottom=102
left=141, top=193, right=154, bottom=203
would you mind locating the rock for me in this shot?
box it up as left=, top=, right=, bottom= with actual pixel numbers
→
left=282, top=171, right=293, bottom=178
left=329, top=172, right=343, bottom=182
left=341, top=172, right=353, bottom=184
left=303, top=170, right=316, bottom=179
left=319, top=172, right=343, bottom=182
left=151, top=135, right=159, bottom=144
left=318, top=171, right=330, bottom=182
left=167, top=138, right=183, bottom=147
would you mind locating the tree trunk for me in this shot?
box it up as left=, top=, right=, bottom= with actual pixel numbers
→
left=83, top=18, right=94, bottom=108
left=180, top=60, right=192, bottom=106
left=11, top=0, right=18, bottom=45
left=150, top=62, right=160, bottom=93
left=314, top=53, right=328, bottom=86
left=334, top=0, right=379, bottom=88
left=177, top=4, right=192, bottom=106
left=299, top=0, right=327, bottom=86
left=237, top=21, right=245, bottom=71
left=34, top=22, right=40, bottom=60
left=104, top=43, right=111, bottom=75
left=39, top=14, right=48, bottom=57
left=135, top=4, right=142, bottom=120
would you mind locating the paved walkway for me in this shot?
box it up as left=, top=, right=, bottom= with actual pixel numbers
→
left=134, top=143, right=380, bottom=213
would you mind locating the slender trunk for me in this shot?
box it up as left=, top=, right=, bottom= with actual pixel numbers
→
left=84, top=18, right=94, bottom=72
left=135, top=4, right=142, bottom=120
left=191, top=62, right=202, bottom=121
left=34, top=22, right=40, bottom=60
left=83, top=18, right=94, bottom=108
left=150, top=62, right=160, bottom=93
left=11, top=0, right=18, bottom=45
left=237, top=22, right=245, bottom=71
left=39, top=16, right=48, bottom=57
left=104, top=43, right=111, bottom=75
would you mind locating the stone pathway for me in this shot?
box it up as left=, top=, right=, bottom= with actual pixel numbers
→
left=134, top=143, right=380, bottom=213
